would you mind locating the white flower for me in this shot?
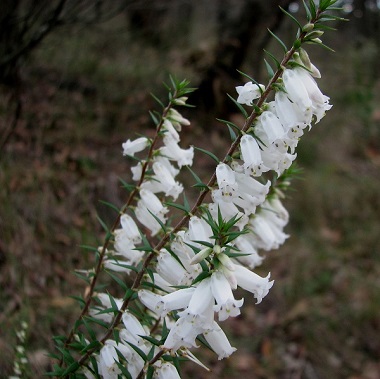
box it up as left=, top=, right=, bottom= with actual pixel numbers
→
left=135, top=189, right=168, bottom=236
left=122, top=137, right=149, bottom=157
left=99, top=342, right=120, bottom=379
left=283, top=69, right=313, bottom=111
left=162, top=119, right=180, bottom=142
left=248, top=211, right=289, bottom=251
left=167, top=108, right=190, bottom=128
left=274, top=91, right=311, bottom=129
left=131, top=162, right=143, bottom=181
left=156, top=287, right=196, bottom=316
left=156, top=249, right=191, bottom=286
left=160, top=135, right=194, bottom=167
left=255, top=111, right=286, bottom=145
left=141, top=161, right=183, bottom=200
left=203, top=321, right=237, bottom=360
left=240, top=134, right=269, bottom=177
left=153, top=362, right=181, bottom=379
left=236, top=82, right=265, bottom=106
left=186, top=216, right=213, bottom=250
left=121, top=311, right=148, bottom=346
left=234, top=265, right=274, bottom=304
left=138, top=289, right=163, bottom=314
left=120, top=214, right=141, bottom=245
left=163, top=314, right=205, bottom=351
left=215, top=163, right=238, bottom=202
left=211, top=271, right=244, bottom=321
left=234, top=235, right=264, bottom=269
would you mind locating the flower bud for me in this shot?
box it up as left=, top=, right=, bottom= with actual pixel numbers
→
left=217, top=253, right=235, bottom=272
left=306, top=30, right=324, bottom=40
left=302, top=23, right=314, bottom=32
left=190, top=247, right=213, bottom=265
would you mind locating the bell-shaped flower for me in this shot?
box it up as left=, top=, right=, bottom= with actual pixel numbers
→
left=234, top=235, right=264, bottom=269
left=274, top=91, right=310, bottom=130
left=248, top=211, right=289, bottom=250
left=211, top=271, right=244, bottom=321
left=135, top=189, right=168, bottom=236
left=131, top=162, right=143, bottom=181
left=156, top=249, right=191, bottom=286
left=156, top=287, right=196, bottom=316
left=163, top=314, right=205, bottom=351
left=240, top=134, right=269, bottom=177
left=167, top=108, right=190, bottom=129
left=236, top=82, right=265, bottom=106
left=153, top=362, right=181, bottom=379
left=283, top=69, right=313, bottom=111
left=120, top=214, right=141, bottom=245
left=122, top=137, right=149, bottom=157
left=121, top=311, right=150, bottom=350
left=163, top=280, right=215, bottom=351
left=203, top=321, right=237, bottom=360
left=255, top=111, right=287, bottom=145
left=99, top=341, right=121, bottom=379
left=235, top=173, right=270, bottom=201
left=186, top=216, right=213, bottom=250
left=160, top=134, right=194, bottom=167
left=215, top=163, right=238, bottom=202
left=141, top=161, right=183, bottom=200
left=260, top=146, right=297, bottom=177
left=154, top=156, right=179, bottom=177
left=138, top=289, right=163, bottom=314
left=234, top=265, right=274, bottom=304
left=162, top=118, right=180, bottom=142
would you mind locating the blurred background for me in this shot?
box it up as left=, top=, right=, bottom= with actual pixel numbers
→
left=0, top=0, right=379, bottom=378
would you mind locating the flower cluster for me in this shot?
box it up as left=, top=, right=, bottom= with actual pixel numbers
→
left=52, top=2, right=341, bottom=377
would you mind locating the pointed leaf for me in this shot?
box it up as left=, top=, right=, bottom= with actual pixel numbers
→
left=227, top=93, right=248, bottom=118
left=267, top=29, right=287, bottom=53
left=194, top=147, right=220, bottom=163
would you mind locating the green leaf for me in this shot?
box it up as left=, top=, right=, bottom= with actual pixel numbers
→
left=96, top=215, right=110, bottom=235
left=264, top=59, right=275, bottom=78
left=302, top=0, right=312, bottom=21
left=126, top=341, right=148, bottom=361
left=61, top=361, right=80, bottom=376
left=106, top=270, right=129, bottom=291
left=149, top=110, right=160, bottom=126
left=79, top=244, right=99, bottom=252
left=115, top=360, right=133, bottom=379
left=192, top=270, right=211, bottom=285
left=98, top=200, right=120, bottom=214
left=140, top=335, right=162, bottom=347
left=227, top=93, right=248, bottom=118
left=194, top=147, right=220, bottom=163
left=147, top=365, right=155, bottom=379
left=308, top=0, right=317, bottom=18
left=150, top=92, right=164, bottom=108
left=84, top=315, right=109, bottom=329
left=164, top=201, right=191, bottom=214
left=236, top=70, right=264, bottom=90
left=263, top=49, right=281, bottom=69
left=183, top=192, right=190, bottom=212
left=147, top=209, right=168, bottom=233
left=267, top=29, right=287, bottom=53
left=279, top=6, right=303, bottom=30
left=73, top=271, right=91, bottom=284
left=186, top=166, right=207, bottom=189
